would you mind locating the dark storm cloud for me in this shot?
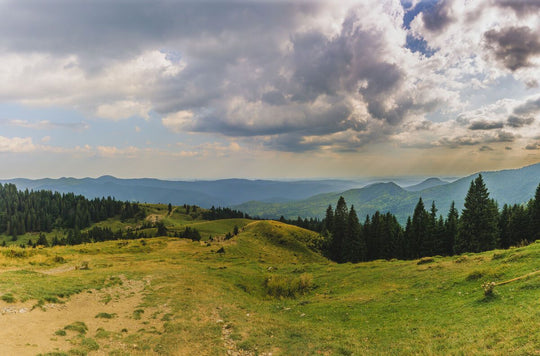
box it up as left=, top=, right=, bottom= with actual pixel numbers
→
left=525, top=142, right=540, bottom=150
left=484, top=26, right=540, bottom=71
left=468, top=120, right=504, bottom=130
left=492, top=0, right=540, bottom=17
left=506, top=115, right=534, bottom=128
left=421, top=0, right=454, bottom=33
left=488, top=131, right=516, bottom=143
left=0, top=1, right=436, bottom=153
left=0, top=1, right=316, bottom=67
left=512, top=96, right=540, bottom=116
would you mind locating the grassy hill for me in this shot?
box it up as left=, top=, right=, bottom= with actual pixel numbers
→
left=0, top=208, right=538, bottom=355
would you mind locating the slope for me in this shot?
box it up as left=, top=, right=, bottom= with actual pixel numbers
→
left=0, top=222, right=538, bottom=355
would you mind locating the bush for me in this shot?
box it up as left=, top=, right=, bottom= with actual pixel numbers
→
left=264, top=273, right=314, bottom=298
left=95, top=312, right=117, bottom=319
left=64, top=321, right=88, bottom=334
left=466, top=270, right=484, bottom=281
left=417, top=257, right=435, bottom=265
left=1, top=293, right=16, bottom=303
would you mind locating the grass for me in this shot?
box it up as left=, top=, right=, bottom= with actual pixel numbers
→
left=0, top=206, right=538, bottom=355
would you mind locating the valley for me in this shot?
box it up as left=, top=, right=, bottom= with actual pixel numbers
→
left=0, top=205, right=538, bottom=355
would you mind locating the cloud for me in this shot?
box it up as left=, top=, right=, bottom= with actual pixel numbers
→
left=0, top=0, right=537, bottom=159
left=479, top=145, right=493, bottom=152
left=161, top=110, right=194, bottom=133
left=484, top=26, right=540, bottom=71
left=468, top=120, right=504, bottom=130
left=492, top=0, right=540, bottom=17
left=0, top=136, right=35, bottom=152
left=525, top=142, right=540, bottom=150
left=512, top=96, right=540, bottom=116
left=4, top=119, right=89, bottom=131
left=506, top=115, right=535, bottom=128
left=419, top=0, right=455, bottom=33
left=96, top=100, right=151, bottom=120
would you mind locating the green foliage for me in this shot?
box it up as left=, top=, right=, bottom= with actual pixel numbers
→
left=456, top=175, right=499, bottom=253
left=1, top=293, right=16, bottom=303
left=95, top=312, right=117, bottom=319
left=64, top=321, right=88, bottom=334
left=264, top=273, right=314, bottom=298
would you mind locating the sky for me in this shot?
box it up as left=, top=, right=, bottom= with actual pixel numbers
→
left=0, top=0, right=539, bottom=179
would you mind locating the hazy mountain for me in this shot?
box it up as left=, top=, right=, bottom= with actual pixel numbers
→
left=235, top=162, right=540, bottom=224
left=0, top=176, right=360, bottom=208
left=404, top=177, right=449, bottom=192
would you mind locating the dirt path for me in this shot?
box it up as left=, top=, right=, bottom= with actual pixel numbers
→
left=0, top=275, right=161, bottom=355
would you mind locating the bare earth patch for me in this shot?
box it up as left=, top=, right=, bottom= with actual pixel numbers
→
left=0, top=275, right=165, bottom=355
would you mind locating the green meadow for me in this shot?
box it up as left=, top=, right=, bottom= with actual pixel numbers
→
left=0, top=205, right=538, bottom=355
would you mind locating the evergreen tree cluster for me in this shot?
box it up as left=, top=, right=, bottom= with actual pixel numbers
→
left=202, top=206, right=251, bottom=220
left=278, top=216, right=324, bottom=232
left=319, top=175, right=540, bottom=263
left=0, top=184, right=144, bottom=237
left=176, top=226, right=201, bottom=241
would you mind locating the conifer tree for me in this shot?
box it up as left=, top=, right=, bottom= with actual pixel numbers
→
left=456, top=175, right=499, bottom=253
left=445, top=202, right=459, bottom=255
left=344, top=205, right=366, bottom=262
left=411, top=198, right=429, bottom=258
left=330, top=197, right=348, bottom=262
left=530, top=183, right=540, bottom=241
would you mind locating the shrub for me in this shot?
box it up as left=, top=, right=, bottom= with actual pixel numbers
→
left=264, top=273, right=314, bottom=298
left=417, top=257, right=435, bottom=265
left=95, top=312, right=117, bottom=319
left=466, top=270, right=484, bottom=281
left=1, top=293, right=16, bottom=303
left=64, top=321, right=88, bottom=334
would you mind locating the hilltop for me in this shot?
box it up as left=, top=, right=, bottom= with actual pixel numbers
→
left=0, top=204, right=538, bottom=355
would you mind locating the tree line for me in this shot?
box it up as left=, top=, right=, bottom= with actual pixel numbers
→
left=293, top=175, right=540, bottom=262
left=0, top=183, right=144, bottom=237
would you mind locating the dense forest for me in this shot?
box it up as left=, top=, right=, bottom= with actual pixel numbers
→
left=301, top=175, right=540, bottom=262
left=0, top=183, right=144, bottom=237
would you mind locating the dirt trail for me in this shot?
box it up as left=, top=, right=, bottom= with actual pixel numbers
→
left=0, top=275, right=159, bottom=355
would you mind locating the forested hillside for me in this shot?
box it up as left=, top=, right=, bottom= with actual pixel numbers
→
left=0, top=183, right=143, bottom=237
left=284, top=175, right=540, bottom=263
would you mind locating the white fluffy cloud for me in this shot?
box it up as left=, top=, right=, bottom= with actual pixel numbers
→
left=0, top=0, right=537, bottom=158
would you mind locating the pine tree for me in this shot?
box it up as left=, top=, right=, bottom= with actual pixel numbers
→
left=530, top=183, right=540, bottom=241
left=411, top=198, right=429, bottom=258
left=323, top=205, right=334, bottom=234
left=344, top=205, right=366, bottom=262
left=445, top=202, right=459, bottom=255
left=456, top=175, right=499, bottom=253
left=330, top=197, right=348, bottom=262
left=498, top=204, right=512, bottom=249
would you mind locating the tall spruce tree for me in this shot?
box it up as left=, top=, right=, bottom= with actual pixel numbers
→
left=456, top=174, right=499, bottom=253
left=411, top=198, right=429, bottom=258
left=330, top=197, right=348, bottom=262
left=530, top=183, right=540, bottom=241
left=344, top=205, right=366, bottom=262
left=445, top=202, right=459, bottom=255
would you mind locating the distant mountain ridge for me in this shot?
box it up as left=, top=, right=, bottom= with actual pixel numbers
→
left=405, top=177, right=449, bottom=192
left=234, top=162, right=540, bottom=224
left=0, top=176, right=360, bottom=208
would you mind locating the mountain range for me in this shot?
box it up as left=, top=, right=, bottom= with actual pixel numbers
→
left=0, top=176, right=359, bottom=207
left=1, top=162, right=539, bottom=224
left=234, top=163, right=540, bottom=223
